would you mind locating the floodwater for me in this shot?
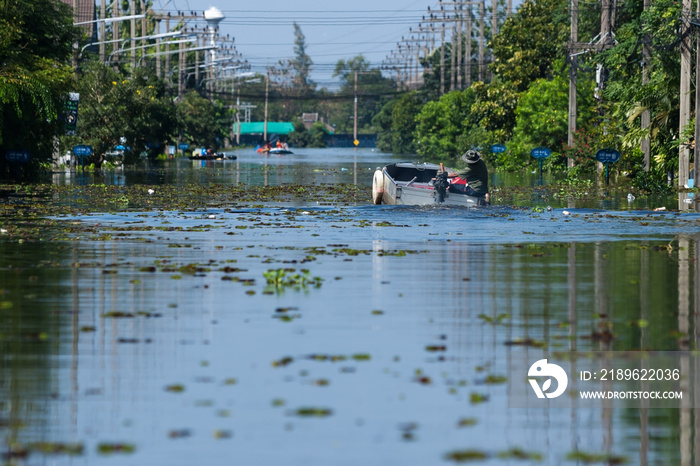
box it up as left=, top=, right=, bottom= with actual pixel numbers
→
left=1, top=148, right=699, bottom=465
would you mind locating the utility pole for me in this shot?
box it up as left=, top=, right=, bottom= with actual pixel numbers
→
left=141, top=0, right=147, bottom=56
left=478, top=0, right=485, bottom=81
left=434, top=1, right=482, bottom=90
left=264, top=71, right=269, bottom=143
left=678, top=0, right=692, bottom=188
left=112, top=0, right=119, bottom=58
left=353, top=69, right=358, bottom=144
left=130, top=0, right=136, bottom=69
left=640, top=0, right=651, bottom=171
left=491, top=0, right=498, bottom=37
left=567, top=0, right=616, bottom=167
left=567, top=0, right=579, bottom=168
left=695, top=0, right=700, bottom=179
left=99, top=0, right=106, bottom=63
left=177, top=38, right=185, bottom=99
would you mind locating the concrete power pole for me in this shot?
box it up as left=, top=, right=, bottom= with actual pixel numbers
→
left=353, top=70, right=358, bottom=144
left=130, top=0, right=136, bottom=69
left=695, top=0, right=700, bottom=179
left=99, top=0, right=106, bottom=63
left=478, top=0, right=485, bottom=81
left=567, top=0, right=616, bottom=168
left=264, top=72, right=269, bottom=143
left=112, top=0, right=119, bottom=51
left=640, top=0, right=651, bottom=171
left=678, top=0, right=692, bottom=188
left=567, top=0, right=578, bottom=168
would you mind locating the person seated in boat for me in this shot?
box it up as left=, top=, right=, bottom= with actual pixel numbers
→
left=276, top=140, right=283, bottom=148
left=446, top=150, right=489, bottom=199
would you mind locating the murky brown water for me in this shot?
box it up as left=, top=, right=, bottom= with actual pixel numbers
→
left=1, top=148, right=699, bottom=465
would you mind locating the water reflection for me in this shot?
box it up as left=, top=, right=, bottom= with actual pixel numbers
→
left=3, top=151, right=700, bottom=464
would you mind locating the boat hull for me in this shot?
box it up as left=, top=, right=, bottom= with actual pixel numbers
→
left=373, top=162, right=487, bottom=207
left=189, top=153, right=236, bottom=161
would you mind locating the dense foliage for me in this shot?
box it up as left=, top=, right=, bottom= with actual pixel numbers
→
left=1, top=0, right=697, bottom=191
left=0, top=0, right=80, bottom=176
left=374, top=0, right=696, bottom=191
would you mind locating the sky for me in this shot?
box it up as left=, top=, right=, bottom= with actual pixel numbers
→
left=148, top=0, right=445, bottom=89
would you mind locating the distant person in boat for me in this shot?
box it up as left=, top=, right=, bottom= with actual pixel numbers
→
left=447, top=150, right=489, bottom=199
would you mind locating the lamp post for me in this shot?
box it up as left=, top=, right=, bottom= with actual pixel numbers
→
left=72, top=14, right=147, bottom=74
left=204, top=7, right=225, bottom=97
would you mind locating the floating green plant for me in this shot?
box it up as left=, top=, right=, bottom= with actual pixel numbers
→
left=444, top=449, right=488, bottom=462
left=469, top=392, right=489, bottom=404
left=29, top=442, right=84, bottom=455
left=497, top=448, right=543, bottom=460
left=294, top=407, right=333, bottom=417
left=457, top=418, right=477, bottom=427
left=97, top=443, right=135, bottom=454
left=263, top=268, right=323, bottom=291
left=566, top=450, right=628, bottom=464
left=165, top=384, right=185, bottom=393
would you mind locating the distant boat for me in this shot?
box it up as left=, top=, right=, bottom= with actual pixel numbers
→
left=268, top=148, right=293, bottom=155
left=188, top=152, right=236, bottom=161
left=372, top=162, right=489, bottom=207
left=256, top=146, right=293, bottom=155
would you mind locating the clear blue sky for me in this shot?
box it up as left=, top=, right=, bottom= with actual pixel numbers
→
left=149, top=0, right=447, bottom=89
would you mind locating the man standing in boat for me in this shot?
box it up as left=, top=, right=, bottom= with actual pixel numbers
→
left=446, top=150, right=489, bottom=201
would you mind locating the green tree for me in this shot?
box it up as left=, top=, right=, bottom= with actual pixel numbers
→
left=415, top=89, right=477, bottom=161
left=490, top=0, right=569, bottom=92
left=176, top=91, right=231, bottom=151
left=0, top=0, right=80, bottom=177
left=599, top=0, right=683, bottom=177
left=469, top=80, right=520, bottom=142
left=267, top=23, right=316, bottom=121
left=291, top=22, right=313, bottom=94
left=506, top=74, right=595, bottom=169
left=418, top=43, right=452, bottom=101
left=373, top=91, right=424, bottom=154
left=332, top=56, right=395, bottom=134
left=64, top=63, right=176, bottom=166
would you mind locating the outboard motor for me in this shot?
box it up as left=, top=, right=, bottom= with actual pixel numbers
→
left=433, top=169, right=449, bottom=203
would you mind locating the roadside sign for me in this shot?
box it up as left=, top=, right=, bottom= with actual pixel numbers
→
left=530, top=147, right=551, bottom=159
left=353, top=139, right=360, bottom=147
left=595, top=148, right=620, bottom=163
left=596, top=148, right=621, bottom=186
left=490, top=144, right=506, bottom=153
left=115, top=145, right=126, bottom=151
left=72, top=145, right=93, bottom=158
left=62, top=92, right=79, bottom=136
left=178, top=143, right=190, bottom=150
left=5, top=150, right=30, bottom=163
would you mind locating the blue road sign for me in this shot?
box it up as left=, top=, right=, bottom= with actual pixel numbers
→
left=72, top=145, right=93, bottom=158
left=490, top=144, right=506, bottom=153
left=5, top=150, right=30, bottom=163
left=595, top=148, right=620, bottom=163
left=530, top=147, right=551, bottom=160
left=178, top=143, right=190, bottom=150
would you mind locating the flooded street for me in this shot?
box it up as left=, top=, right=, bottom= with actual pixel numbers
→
left=1, top=148, right=699, bottom=465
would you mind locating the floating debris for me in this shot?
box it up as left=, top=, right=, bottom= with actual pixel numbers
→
left=97, top=443, right=135, bottom=454
left=294, top=407, right=333, bottom=417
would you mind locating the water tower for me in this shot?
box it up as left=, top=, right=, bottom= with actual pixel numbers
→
left=204, top=7, right=225, bottom=90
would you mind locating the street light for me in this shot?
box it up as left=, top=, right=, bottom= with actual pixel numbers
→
left=118, top=31, right=183, bottom=51
left=110, top=36, right=197, bottom=65
left=74, top=14, right=145, bottom=26
left=137, top=45, right=218, bottom=67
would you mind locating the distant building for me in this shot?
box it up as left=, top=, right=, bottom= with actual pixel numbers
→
left=61, top=0, right=95, bottom=38
left=301, top=113, right=334, bottom=133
